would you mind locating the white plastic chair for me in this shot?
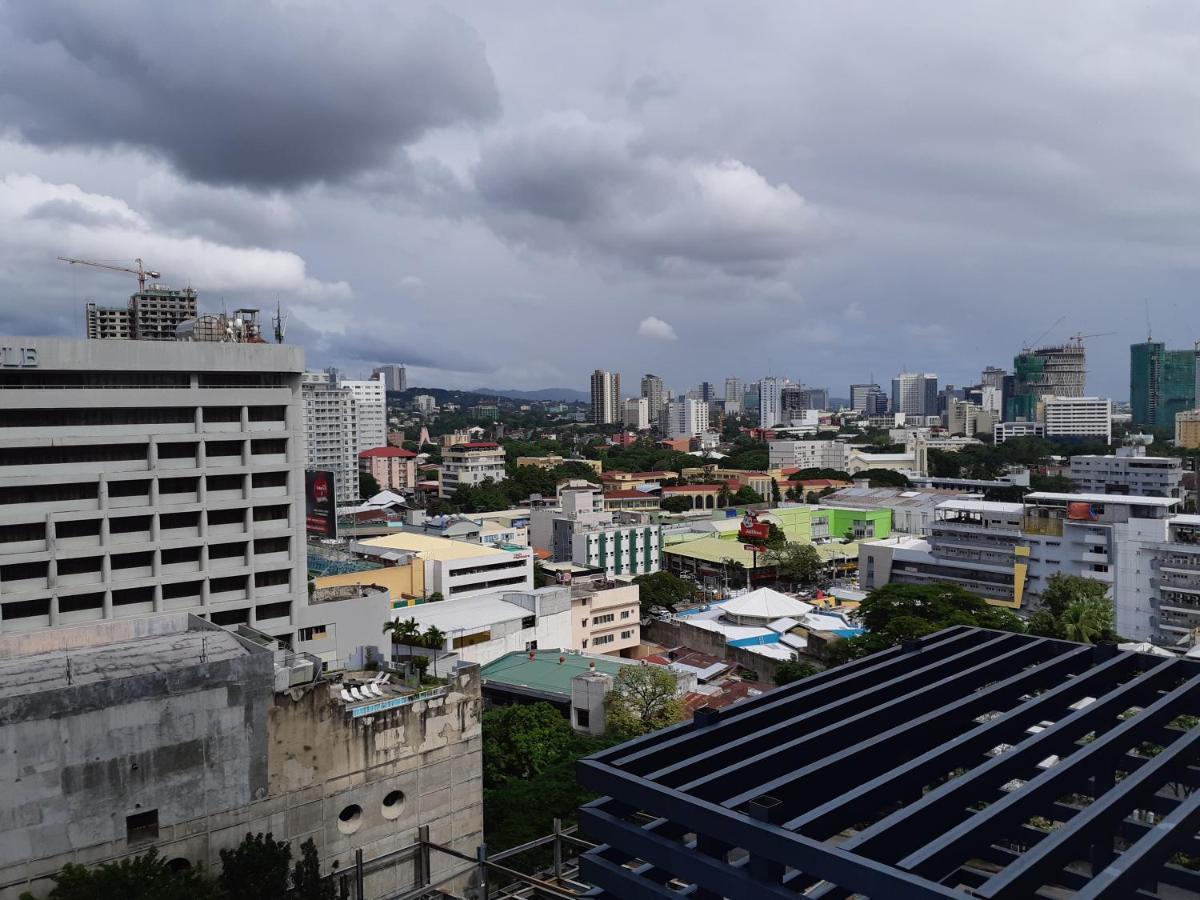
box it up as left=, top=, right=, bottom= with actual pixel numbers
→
left=367, top=683, right=384, bottom=698
left=349, top=687, right=365, bottom=701
left=340, top=689, right=354, bottom=703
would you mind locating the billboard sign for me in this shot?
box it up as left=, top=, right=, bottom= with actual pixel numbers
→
left=738, top=513, right=771, bottom=543
left=305, top=470, right=337, bottom=537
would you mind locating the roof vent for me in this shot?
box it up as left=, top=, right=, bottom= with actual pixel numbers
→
left=559, top=655, right=566, bottom=665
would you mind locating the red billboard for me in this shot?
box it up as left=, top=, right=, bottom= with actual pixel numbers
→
left=305, top=470, right=337, bottom=537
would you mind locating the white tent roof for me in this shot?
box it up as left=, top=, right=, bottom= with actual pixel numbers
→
left=720, top=588, right=813, bottom=620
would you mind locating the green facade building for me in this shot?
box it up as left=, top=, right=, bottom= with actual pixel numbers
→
left=1130, top=341, right=1198, bottom=429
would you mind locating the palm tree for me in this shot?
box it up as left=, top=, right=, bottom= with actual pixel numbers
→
left=422, top=625, right=448, bottom=677
left=1061, top=601, right=1102, bottom=644
left=382, top=617, right=421, bottom=673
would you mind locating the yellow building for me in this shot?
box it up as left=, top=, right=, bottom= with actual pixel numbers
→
left=516, top=455, right=602, bottom=473
left=1177, top=409, right=1200, bottom=449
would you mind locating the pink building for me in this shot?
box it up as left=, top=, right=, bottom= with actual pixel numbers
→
left=359, top=446, right=417, bottom=492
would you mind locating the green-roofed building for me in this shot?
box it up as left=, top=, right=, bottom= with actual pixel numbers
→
left=479, top=649, right=634, bottom=711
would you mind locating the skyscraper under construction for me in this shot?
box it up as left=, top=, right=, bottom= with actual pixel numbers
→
left=1006, top=341, right=1085, bottom=421
left=1130, top=340, right=1199, bottom=429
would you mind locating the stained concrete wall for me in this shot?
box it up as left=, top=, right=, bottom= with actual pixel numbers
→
left=0, top=654, right=482, bottom=900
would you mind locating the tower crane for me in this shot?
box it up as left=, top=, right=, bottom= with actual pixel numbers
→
left=1068, top=331, right=1116, bottom=347
left=1023, top=315, right=1066, bottom=351
left=57, top=256, right=160, bottom=292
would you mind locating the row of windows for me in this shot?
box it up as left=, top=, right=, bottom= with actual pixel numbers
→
left=1, top=581, right=292, bottom=621
left=0, top=438, right=288, bottom=467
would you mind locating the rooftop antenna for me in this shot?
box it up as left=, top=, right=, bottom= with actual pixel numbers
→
left=272, top=301, right=288, bottom=344
left=1145, top=298, right=1153, bottom=342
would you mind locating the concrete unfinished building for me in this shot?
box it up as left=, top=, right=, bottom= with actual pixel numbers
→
left=1006, top=342, right=1086, bottom=421
left=85, top=286, right=199, bottom=341
left=0, top=613, right=483, bottom=900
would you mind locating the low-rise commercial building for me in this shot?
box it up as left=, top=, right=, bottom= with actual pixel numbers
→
left=1041, top=395, right=1112, bottom=443
left=1069, top=448, right=1183, bottom=499
left=359, top=446, right=418, bottom=492
left=531, top=487, right=661, bottom=577
left=352, top=533, right=534, bottom=601
left=820, top=484, right=960, bottom=535
left=1175, top=408, right=1200, bottom=449
left=0, top=613, right=482, bottom=900
left=440, top=442, right=507, bottom=498
left=515, top=455, right=602, bottom=473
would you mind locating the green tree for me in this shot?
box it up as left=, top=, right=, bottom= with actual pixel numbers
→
left=732, top=485, right=764, bottom=505
left=422, top=625, right=447, bottom=676
left=425, top=591, right=445, bottom=603
left=1030, top=473, right=1076, bottom=492
left=866, top=469, right=911, bottom=488
left=358, top=471, right=380, bottom=499
left=765, top=542, right=825, bottom=587
left=774, top=659, right=819, bottom=686
left=829, top=583, right=1025, bottom=663
left=382, top=617, right=420, bottom=671
left=1038, top=574, right=1110, bottom=619
left=770, top=479, right=782, bottom=504
left=660, top=495, right=693, bottom=513
left=604, top=666, right=685, bottom=741
left=716, top=484, right=732, bottom=509
left=632, top=571, right=694, bottom=614
left=219, top=832, right=292, bottom=900
left=1062, top=598, right=1116, bottom=644
left=291, top=838, right=334, bottom=900
left=482, top=703, right=578, bottom=788
left=42, top=849, right=219, bottom=900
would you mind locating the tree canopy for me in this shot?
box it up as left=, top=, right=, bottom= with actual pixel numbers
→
left=1026, top=574, right=1118, bottom=643
left=604, top=666, right=685, bottom=741
left=482, top=703, right=579, bottom=788
left=632, top=571, right=694, bottom=614
left=774, top=659, right=819, bottom=686
left=829, top=583, right=1025, bottom=663
left=765, top=542, right=825, bottom=587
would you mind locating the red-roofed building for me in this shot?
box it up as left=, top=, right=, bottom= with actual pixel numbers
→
left=359, top=446, right=417, bottom=492
left=657, top=437, right=692, bottom=452
left=601, top=470, right=674, bottom=491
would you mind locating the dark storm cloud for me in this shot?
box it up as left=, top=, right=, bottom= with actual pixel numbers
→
left=0, top=1, right=499, bottom=189
left=472, top=112, right=823, bottom=275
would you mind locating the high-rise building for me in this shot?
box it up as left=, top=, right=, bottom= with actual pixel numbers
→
left=723, top=378, right=743, bottom=414
left=1007, top=342, right=1085, bottom=421
left=759, top=377, right=784, bottom=428
left=666, top=398, right=710, bottom=439
left=1129, top=341, right=1199, bottom=429
left=639, top=373, right=664, bottom=423
left=591, top=370, right=621, bottom=425
left=743, top=382, right=760, bottom=415
left=340, top=374, right=387, bottom=454
left=799, top=386, right=828, bottom=411
left=0, top=336, right=307, bottom=643
left=623, top=397, right=650, bottom=431
left=302, top=372, right=359, bottom=503
left=85, top=286, right=199, bottom=341
left=980, top=366, right=1007, bottom=389
left=850, top=383, right=880, bottom=412
left=1041, top=395, right=1112, bottom=443
left=890, top=373, right=938, bottom=416
left=372, top=363, right=407, bottom=393
left=698, top=381, right=717, bottom=402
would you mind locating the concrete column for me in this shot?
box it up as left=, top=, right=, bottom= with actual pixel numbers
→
left=153, top=583, right=163, bottom=613
left=48, top=593, right=59, bottom=627
left=194, top=405, right=203, bottom=433
left=102, top=588, right=113, bottom=619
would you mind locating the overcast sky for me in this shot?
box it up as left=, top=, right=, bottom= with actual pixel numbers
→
left=3, top=1, right=1200, bottom=399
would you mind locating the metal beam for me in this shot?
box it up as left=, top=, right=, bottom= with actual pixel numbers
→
left=976, top=721, right=1200, bottom=897
left=840, top=656, right=1180, bottom=862
left=706, top=641, right=1089, bottom=809
left=788, top=649, right=1141, bottom=838
left=656, top=632, right=1030, bottom=790
left=898, top=664, right=1200, bottom=880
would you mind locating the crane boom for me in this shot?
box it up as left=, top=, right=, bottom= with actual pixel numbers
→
left=57, top=256, right=160, bottom=292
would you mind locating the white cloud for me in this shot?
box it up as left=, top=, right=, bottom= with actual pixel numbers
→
left=0, top=173, right=349, bottom=300
left=637, top=315, right=678, bottom=341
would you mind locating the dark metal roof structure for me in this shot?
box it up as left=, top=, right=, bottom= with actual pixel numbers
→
left=577, top=626, right=1200, bottom=899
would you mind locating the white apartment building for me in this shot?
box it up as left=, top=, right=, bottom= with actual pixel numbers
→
left=1042, top=396, right=1112, bottom=443
left=372, top=363, right=406, bottom=392
left=623, top=397, right=650, bottom=431
left=641, top=374, right=665, bottom=422
left=340, top=373, right=387, bottom=453
left=994, top=421, right=1046, bottom=444
left=413, top=394, right=437, bottom=414
left=301, top=371, right=359, bottom=503
left=591, top=369, right=621, bottom=425
left=891, top=373, right=938, bottom=416
left=768, top=440, right=849, bottom=471
left=532, top=488, right=661, bottom=577
left=946, top=399, right=996, bottom=438
left=1069, top=448, right=1183, bottom=500
left=759, top=377, right=785, bottom=428
left=0, top=337, right=308, bottom=643
left=440, top=441, right=507, bottom=498
left=354, top=533, right=534, bottom=600
left=666, top=398, right=709, bottom=439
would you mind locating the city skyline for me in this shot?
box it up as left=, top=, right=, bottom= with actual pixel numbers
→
left=1, top=4, right=1199, bottom=398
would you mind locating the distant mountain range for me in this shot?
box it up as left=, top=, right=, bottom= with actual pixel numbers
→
left=472, top=387, right=590, bottom=403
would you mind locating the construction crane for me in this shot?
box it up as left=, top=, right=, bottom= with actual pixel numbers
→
left=1068, top=331, right=1116, bottom=347
left=1024, top=315, right=1066, bottom=351
left=57, top=256, right=160, bottom=292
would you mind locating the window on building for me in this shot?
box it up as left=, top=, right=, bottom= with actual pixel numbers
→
left=521, top=615, right=536, bottom=628
left=575, top=708, right=590, bottom=728
left=621, top=630, right=633, bottom=639
left=126, top=810, right=159, bottom=844
left=594, top=634, right=615, bottom=646
left=581, top=639, right=588, bottom=649
left=298, top=625, right=328, bottom=642
left=525, top=640, right=538, bottom=651
left=594, top=613, right=616, bottom=625
left=621, top=610, right=631, bottom=619
left=581, top=618, right=588, bottom=627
